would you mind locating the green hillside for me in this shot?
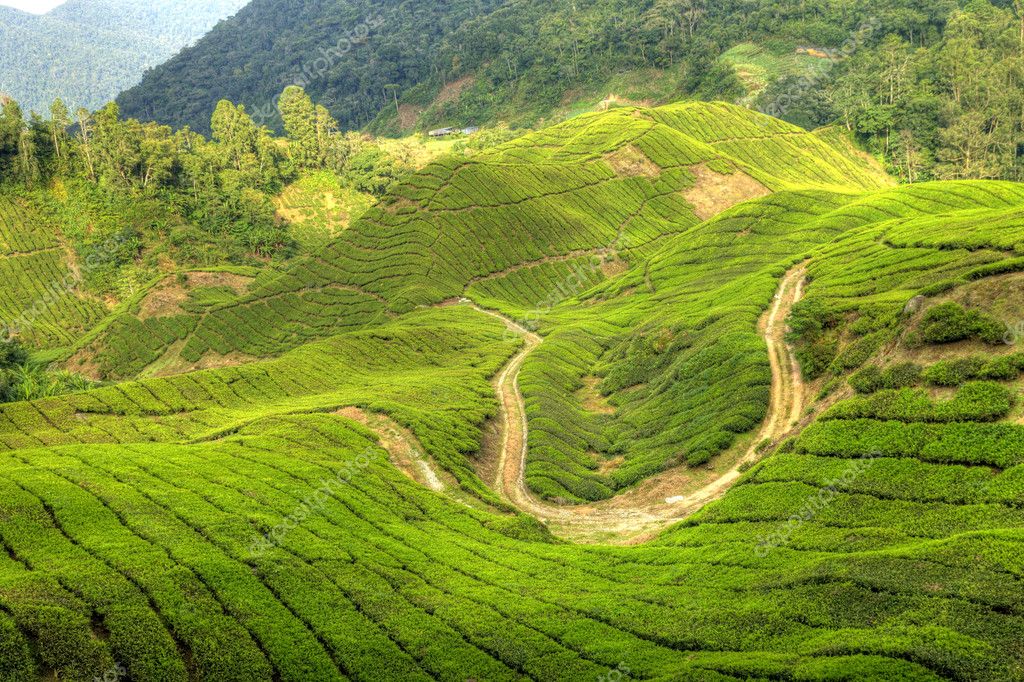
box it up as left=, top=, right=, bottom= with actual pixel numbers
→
left=77, top=102, right=895, bottom=500
left=0, top=195, right=105, bottom=348
left=3, top=97, right=1024, bottom=681
left=112, top=0, right=1024, bottom=190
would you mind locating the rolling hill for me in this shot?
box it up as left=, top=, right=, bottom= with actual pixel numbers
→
left=0, top=0, right=249, bottom=115
left=1, top=101, right=1023, bottom=681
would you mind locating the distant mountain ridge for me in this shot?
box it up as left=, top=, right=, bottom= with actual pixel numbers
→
left=0, top=0, right=250, bottom=115
left=117, top=0, right=509, bottom=134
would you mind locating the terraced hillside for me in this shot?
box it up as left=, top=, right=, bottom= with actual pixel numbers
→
left=5, top=102, right=1024, bottom=680
left=80, top=103, right=894, bottom=498
left=0, top=196, right=106, bottom=349
left=169, top=103, right=890, bottom=359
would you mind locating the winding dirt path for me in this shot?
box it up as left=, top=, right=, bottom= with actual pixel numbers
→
left=482, top=265, right=809, bottom=542
left=350, top=266, right=809, bottom=543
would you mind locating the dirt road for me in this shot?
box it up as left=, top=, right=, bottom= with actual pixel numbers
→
left=480, top=265, right=809, bottom=542
left=352, top=266, right=809, bottom=543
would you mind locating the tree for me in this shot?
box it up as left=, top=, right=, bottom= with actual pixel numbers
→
left=16, top=122, right=40, bottom=189
left=49, top=98, right=70, bottom=172
left=0, top=99, right=24, bottom=177
left=75, top=107, right=97, bottom=182
left=279, top=86, right=319, bottom=170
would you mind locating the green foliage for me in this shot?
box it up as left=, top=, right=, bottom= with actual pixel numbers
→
left=826, top=382, right=1015, bottom=423
left=0, top=193, right=108, bottom=348
left=164, top=101, right=889, bottom=502
left=923, top=357, right=987, bottom=387
left=850, top=362, right=922, bottom=394
left=920, top=302, right=1005, bottom=345
left=819, top=1, right=1024, bottom=183
left=112, top=0, right=982, bottom=144
left=788, top=299, right=843, bottom=379
left=0, top=338, right=96, bottom=403
left=1, top=94, right=1024, bottom=682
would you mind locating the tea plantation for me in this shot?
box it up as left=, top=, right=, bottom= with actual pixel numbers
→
left=0, top=195, right=106, bottom=348
left=1, top=102, right=1023, bottom=680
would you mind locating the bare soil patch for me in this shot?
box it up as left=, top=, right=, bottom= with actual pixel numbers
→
left=605, top=145, right=661, bottom=178
left=384, top=197, right=419, bottom=215
left=600, top=258, right=629, bottom=278
left=145, top=345, right=257, bottom=379
left=599, top=94, right=654, bottom=111
left=138, top=272, right=252, bottom=320
left=337, top=407, right=448, bottom=492
left=138, top=283, right=190, bottom=320
left=436, top=76, right=475, bottom=105
left=597, top=456, right=624, bottom=475
left=683, top=164, right=771, bottom=220
left=397, top=104, right=423, bottom=130
left=576, top=376, right=615, bottom=415
left=797, top=47, right=832, bottom=59
left=67, top=346, right=103, bottom=381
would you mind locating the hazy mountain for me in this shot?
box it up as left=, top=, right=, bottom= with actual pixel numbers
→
left=0, top=0, right=250, bottom=115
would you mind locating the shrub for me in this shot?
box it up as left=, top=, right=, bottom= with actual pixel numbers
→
left=918, top=280, right=958, bottom=297
left=883, top=362, right=922, bottom=389
left=827, top=382, right=1013, bottom=423
left=850, top=362, right=921, bottom=394
left=919, top=302, right=1005, bottom=345
left=977, top=356, right=1019, bottom=381
left=832, top=330, right=888, bottom=371
left=850, top=365, right=883, bottom=394
left=797, top=340, right=838, bottom=380
left=922, top=357, right=985, bottom=387
left=936, top=381, right=1014, bottom=422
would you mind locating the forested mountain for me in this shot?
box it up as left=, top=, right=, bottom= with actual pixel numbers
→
left=117, top=0, right=1024, bottom=184
left=117, top=0, right=510, bottom=134
left=118, top=0, right=950, bottom=136
left=0, top=0, right=249, bottom=116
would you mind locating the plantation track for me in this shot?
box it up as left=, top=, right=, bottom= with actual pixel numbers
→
left=469, top=266, right=807, bottom=542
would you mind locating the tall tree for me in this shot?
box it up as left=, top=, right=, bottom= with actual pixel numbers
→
left=279, top=86, right=319, bottom=170
left=49, top=99, right=71, bottom=173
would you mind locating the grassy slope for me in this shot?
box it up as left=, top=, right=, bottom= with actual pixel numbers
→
left=5, top=102, right=1024, bottom=679
left=273, top=171, right=376, bottom=252
left=720, top=43, right=834, bottom=107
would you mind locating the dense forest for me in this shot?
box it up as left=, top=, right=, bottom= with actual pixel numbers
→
left=815, top=1, right=1024, bottom=182
left=0, top=0, right=248, bottom=116
left=116, top=0, right=509, bottom=134
left=114, top=0, right=1024, bottom=183
left=117, top=0, right=952, bottom=134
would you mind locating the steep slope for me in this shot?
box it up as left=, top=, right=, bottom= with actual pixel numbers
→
left=0, top=0, right=248, bottom=115
left=83, top=102, right=888, bottom=373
